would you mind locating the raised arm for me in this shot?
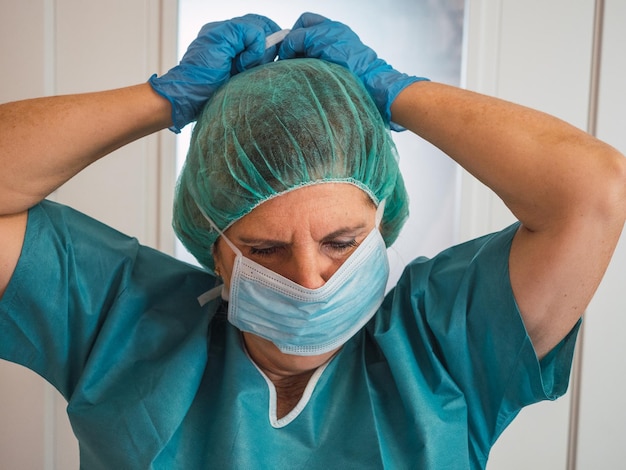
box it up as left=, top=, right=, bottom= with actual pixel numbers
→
left=0, top=84, right=170, bottom=298
left=391, top=82, right=626, bottom=358
left=0, top=85, right=171, bottom=215
left=0, top=14, right=282, bottom=298
left=280, top=12, right=626, bottom=358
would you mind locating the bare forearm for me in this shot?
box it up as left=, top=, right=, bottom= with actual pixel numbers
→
left=392, top=81, right=626, bottom=357
left=0, top=83, right=172, bottom=215
left=391, top=81, right=626, bottom=231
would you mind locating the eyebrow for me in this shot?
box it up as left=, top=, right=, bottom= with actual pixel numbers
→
left=322, top=224, right=369, bottom=240
left=237, top=224, right=370, bottom=245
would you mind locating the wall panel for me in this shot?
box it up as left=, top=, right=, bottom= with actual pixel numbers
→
left=463, top=1, right=596, bottom=469
left=576, top=0, right=626, bottom=467
left=0, top=1, right=172, bottom=468
left=1, top=3, right=61, bottom=468
left=53, top=0, right=162, bottom=246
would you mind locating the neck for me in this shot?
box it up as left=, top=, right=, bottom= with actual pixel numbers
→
left=271, top=370, right=316, bottom=419
left=242, top=332, right=339, bottom=419
left=242, top=331, right=338, bottom=378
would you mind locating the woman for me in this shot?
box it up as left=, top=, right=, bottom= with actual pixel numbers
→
left=0, top=12, right=624, bottom=469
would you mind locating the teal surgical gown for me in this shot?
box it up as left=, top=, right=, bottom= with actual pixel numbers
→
left=0, top=201, right=579, bottom=469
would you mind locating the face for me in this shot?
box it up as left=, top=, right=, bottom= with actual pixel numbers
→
left=213, top=183, right=377, bottom=291
left=212, top=183, right=378, bottom=376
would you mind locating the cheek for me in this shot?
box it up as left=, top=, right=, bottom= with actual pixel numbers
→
left=220, top=264, right=233, bottom=292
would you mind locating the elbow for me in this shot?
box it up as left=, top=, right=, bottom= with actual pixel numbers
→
left=561, top=144, right=626, bottom=234
left=597, top=147, right=626, bottom=227
left=609, top=148, right=626, bottom=218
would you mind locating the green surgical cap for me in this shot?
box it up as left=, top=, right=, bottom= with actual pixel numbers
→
left=173, top=58, right=409, bottom=271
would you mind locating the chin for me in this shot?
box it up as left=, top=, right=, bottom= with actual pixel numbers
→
left=243, top=332, right=340, bottom=375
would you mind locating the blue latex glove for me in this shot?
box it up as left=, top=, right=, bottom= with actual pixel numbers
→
left=278, top=13, right=428, bottom=130
left=150, top=14, right=281, bottom=133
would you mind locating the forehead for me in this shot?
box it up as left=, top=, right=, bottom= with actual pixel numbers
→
left=226, top=183, right=376, bottom=238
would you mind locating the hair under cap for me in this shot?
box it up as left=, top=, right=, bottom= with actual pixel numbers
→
left=173, top=58, right=409, bottom=271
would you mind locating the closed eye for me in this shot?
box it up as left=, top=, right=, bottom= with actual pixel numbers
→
left=249, top=240, right=357, bottom=258
left=324, top=239, right=358, bottom=253
left=249, top=245, right=285, bottom=258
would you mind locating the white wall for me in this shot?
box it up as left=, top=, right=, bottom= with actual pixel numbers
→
left=0, top=0, right=177, bottom=467
left=465, top=1, right=626, bottom=469
left=463, top=1, right=594, bottom=469
left=0, top=0, right=624, bottom=468
left=576, top=0, right=626, bottom=466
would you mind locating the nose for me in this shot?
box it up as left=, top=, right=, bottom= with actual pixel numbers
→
left=284, top=247, right=334, bottom=289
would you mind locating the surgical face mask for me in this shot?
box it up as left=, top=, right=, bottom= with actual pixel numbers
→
left=200, top=201, right=390, bottom=356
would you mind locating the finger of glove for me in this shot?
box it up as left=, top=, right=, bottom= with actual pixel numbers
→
left=279, top=13, right=331, bottom=59
left=278, top=20, right=376, bottom=75
left=238, top=13, right=281, bottom=32
left=235, top=47, right=278, bottom=73
left=278, top=25, right=348, bottom=61
left=234, top=32, right=279, bottom=72
left=184, top=15, right=279, bottom=69
left=232, top=15, right=282, bottom=72
left=291, top=12, right=329, bottom=29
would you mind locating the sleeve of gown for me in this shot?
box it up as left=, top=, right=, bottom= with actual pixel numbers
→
left=0, top=200, right=211, bottom=400
left=380, top=223, right=580, bottom=453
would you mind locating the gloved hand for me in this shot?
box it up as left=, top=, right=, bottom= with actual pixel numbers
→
left=278, top=12, right=428, bottom=129
left=150, top=14, right=281, bottom=133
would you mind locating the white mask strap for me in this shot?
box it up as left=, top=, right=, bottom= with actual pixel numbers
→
left=375, top=199, right=386, bottom=228
left=193, top=200, right=242, bottom=257
left=265, top=29, right=291, bottom=49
